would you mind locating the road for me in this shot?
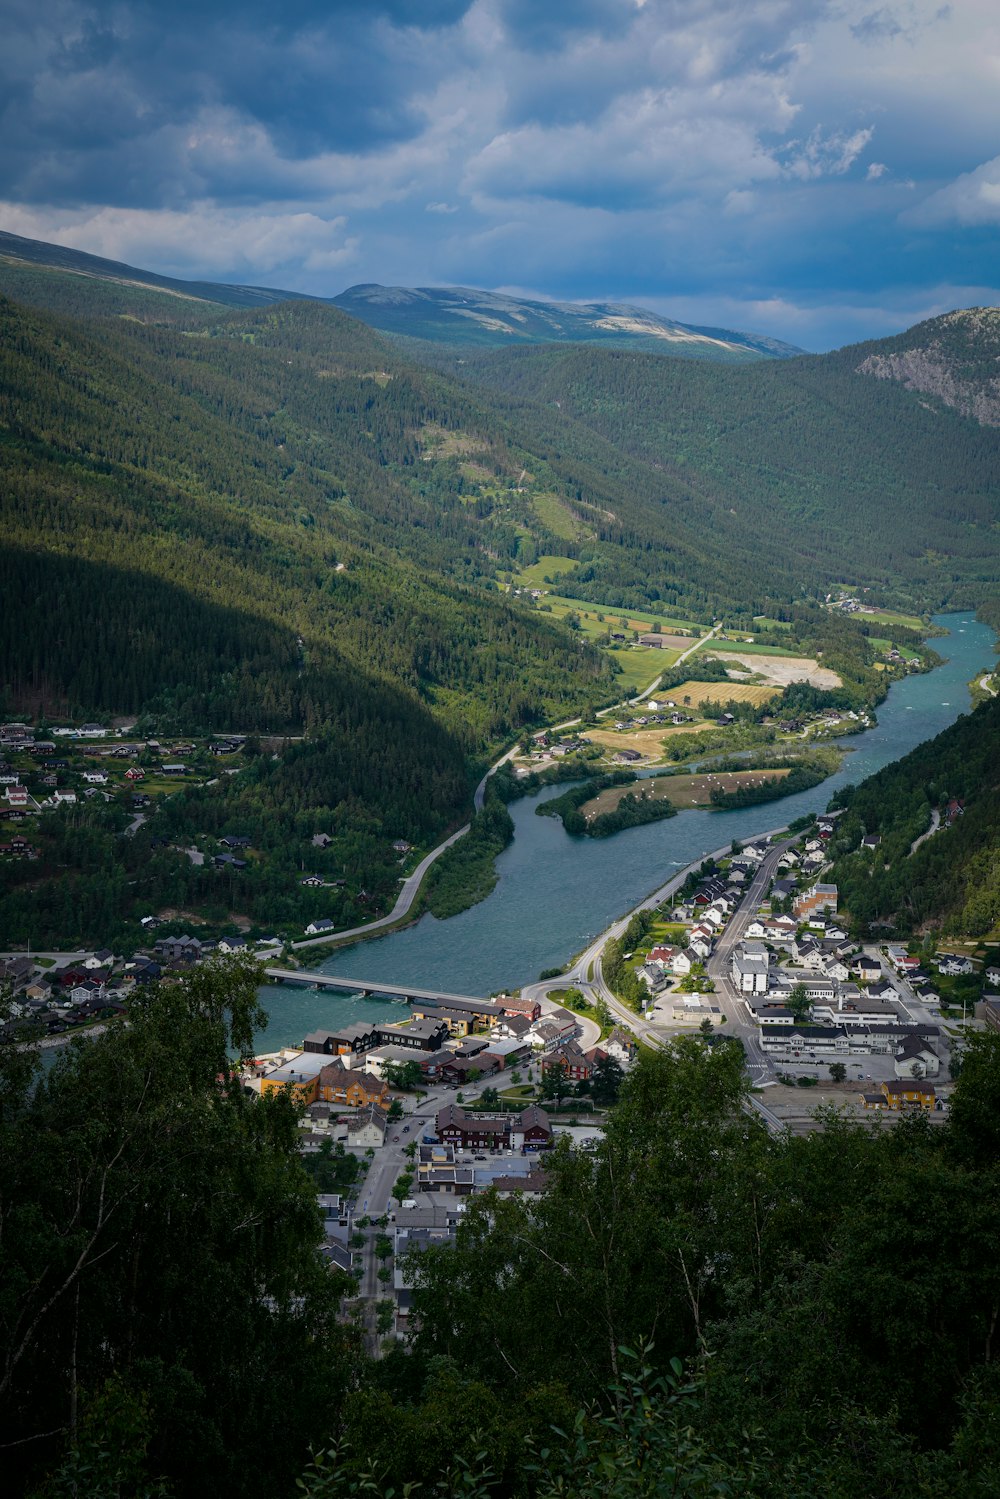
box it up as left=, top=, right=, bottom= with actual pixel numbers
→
left=909, top=807, right=940, bottom=856
left=703, top=839, right=796, bottom=1083
left=517, top=822, right=792, bottom=1055
left=291, top=824, right=471, bottom=951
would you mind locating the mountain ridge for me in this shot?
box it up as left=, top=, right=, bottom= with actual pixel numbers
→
left=329, top=281, right=805, bottom=359
left=0, top=228, right=801, bottom=359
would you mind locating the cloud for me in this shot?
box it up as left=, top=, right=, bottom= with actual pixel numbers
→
left=907, top=155, right=1000, bottom=227
left=0, top=200, right=359, bottom=283
left=783, top=127, right=875, bottom=181
left=0, top=0, right=997, bottom=346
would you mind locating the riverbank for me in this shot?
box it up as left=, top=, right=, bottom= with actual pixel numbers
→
left=253, top=613, right=995, bottom=1048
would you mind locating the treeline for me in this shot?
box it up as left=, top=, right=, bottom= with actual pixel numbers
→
left=535, top=771, right=637, bottom=834
left=601, top=908, right=657, bottom=1010
left=827, top=693, right=1000, bottom=935
left=708, top=757, right=832, bottom=809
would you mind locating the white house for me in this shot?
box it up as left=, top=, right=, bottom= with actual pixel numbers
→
left=731, top=942, right=769, bottom=995
left=346, top=1103, right=388, bottom=1149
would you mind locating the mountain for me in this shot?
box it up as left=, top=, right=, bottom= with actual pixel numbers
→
left=0, top=228, right=801, bottom=359
left=0, top=227, right=313, bottom=310
left=0, top=292, right=619, bottom=945
left=330, top=282, right=804, bottom=359
left=854, top=306, right=1000, bottom=426
left=450, top=323, right=1000, bottom=613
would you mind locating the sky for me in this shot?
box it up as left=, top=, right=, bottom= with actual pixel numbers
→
left=1, top=0, right=998, bottom=350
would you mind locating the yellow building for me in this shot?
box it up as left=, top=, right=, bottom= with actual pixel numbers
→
left=863, top=1079, right=936, bottom=1112
left=259, top=1054, right=325, bottom=1105
left=317, top=1060, right=389, bottom=1110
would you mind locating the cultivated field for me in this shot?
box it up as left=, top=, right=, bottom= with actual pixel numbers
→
left=665, top=678, right=780, bottom=707
left=705, top=651, right=842, bottom=689
left=581, top=767, right=793, bottom=816
left=643, top=633, right=697, bottom=652
left=585, top=722, right=716, bottom=758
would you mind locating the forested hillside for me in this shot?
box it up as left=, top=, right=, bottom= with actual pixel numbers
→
left=827, top=693, right=1000, bottom=936
left=0, top=294, right=612, bottom=745
left=1, top=266, right=998, bottom=944
left=452, top=326, right=1000, bottom=612
left=0, top=292, right=621, bottom=942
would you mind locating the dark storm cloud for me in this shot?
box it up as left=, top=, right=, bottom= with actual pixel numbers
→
left=1, top=0, right=997, bottom=350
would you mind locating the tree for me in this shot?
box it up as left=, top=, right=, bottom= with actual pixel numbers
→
left=375, top=1300, right=395, bottom=1336
left=383, top=1060, right=424, bottom=1091
left=591, top=1056, right=625, bottom=1108
left=786, top=983, right=812, bottom=1023
left=387, top=1097, right=404, bottom=1122
left=0, top=958, right=350, bottom=1497
left=829, top=1062, right=847, bottom=1083
left=480, top=1086, right=500, bottom=1107
left=540, top=1061, right=570, bottom=1103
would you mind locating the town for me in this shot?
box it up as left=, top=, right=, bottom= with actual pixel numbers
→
left=7, top=796, right=998, bottom=1349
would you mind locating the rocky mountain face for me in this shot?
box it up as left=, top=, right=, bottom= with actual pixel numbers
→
left=856, top=308, right=1000, bottom=426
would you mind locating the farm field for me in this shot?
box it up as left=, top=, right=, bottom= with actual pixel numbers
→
left=512, top=555, right=579, bottom=588
left=704, top=651, right=842, bottom=689
left=831, top=605, right=925, bottom=631
left=863, top=608, right=925, bottom=630
left=710, top=637, right=805, bottom=656
left=542, top=595, right=705, bottom=637
left=604, top=647, right=680, bottom=695
left=665, top=679, right=780, bottom=707
left=585, top=722, right=716, bottom=759
left=581, top=767, right=794, bottom=817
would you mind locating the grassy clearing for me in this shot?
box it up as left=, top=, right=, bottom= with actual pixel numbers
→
left=753, top=617, right=793, bottom=631
left=857, top=607, right=925, bottom=631
left=666, top=679, right=779, bottom=707
left=581, top=767, right=794, bottom=817
left=418, top=422, right=488, bottom=459
left=543, top=595, right=704, bottom=636
left=513, top=556, right=579, bottom=588
left=604, top=648, right=677, bottom=696
left=532, top=492, right=588, bottom=541
left=711, top=636, right=803, bottom=656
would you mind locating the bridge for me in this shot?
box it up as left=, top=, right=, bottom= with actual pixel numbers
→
left=263, top=966, right=490, bottom=1008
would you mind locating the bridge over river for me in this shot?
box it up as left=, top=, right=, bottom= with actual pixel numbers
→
left=263, top=966, right=489, bottom=1008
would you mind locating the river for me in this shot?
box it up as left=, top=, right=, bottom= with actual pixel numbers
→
left=256, top=613, right=996, bottom=1049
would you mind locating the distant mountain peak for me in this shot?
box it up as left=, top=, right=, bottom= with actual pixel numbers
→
left=331, top=283, right=805, bottom=360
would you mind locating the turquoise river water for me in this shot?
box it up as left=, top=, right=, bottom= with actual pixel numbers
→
left=257, top=613, right=997, bottom=1049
